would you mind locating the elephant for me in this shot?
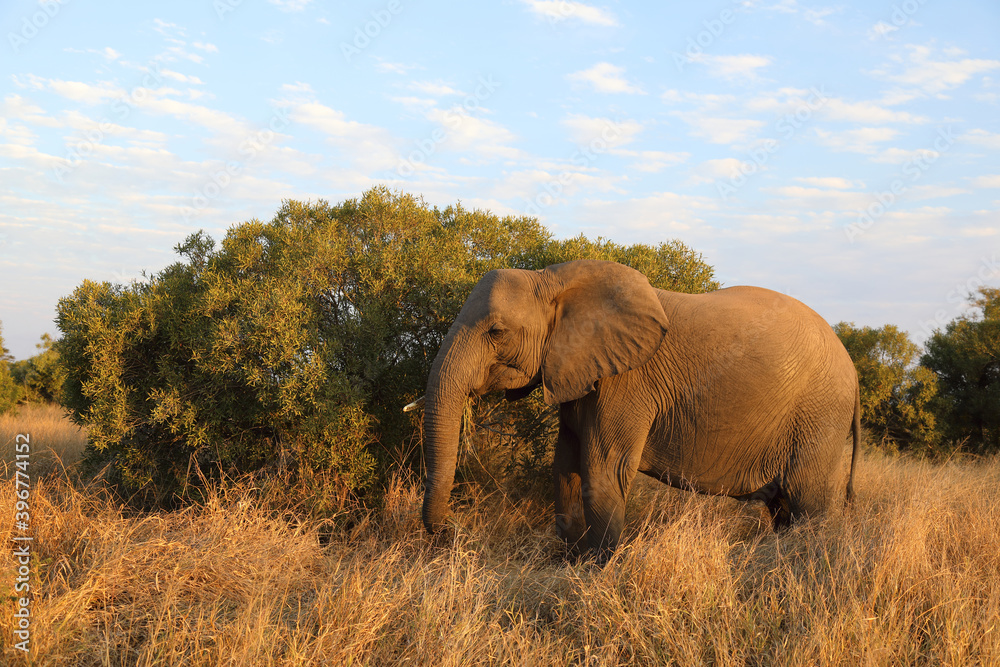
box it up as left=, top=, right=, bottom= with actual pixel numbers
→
left=415, top=259, right=860, bottom=560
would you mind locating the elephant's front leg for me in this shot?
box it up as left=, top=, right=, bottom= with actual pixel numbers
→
left=553, top=423, right=587, bottom=553
left=580, top=430, right=645, bottom=561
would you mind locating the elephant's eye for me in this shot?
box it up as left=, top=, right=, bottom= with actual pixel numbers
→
left=487, top=323, right=507, bottom=339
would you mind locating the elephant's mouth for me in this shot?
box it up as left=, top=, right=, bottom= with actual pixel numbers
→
left=505, top=379, right=541, bottom=402
left=475, top=361, right=529, bottom=396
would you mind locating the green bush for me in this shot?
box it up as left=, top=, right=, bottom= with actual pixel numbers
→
left=0, top=322, right=22, bottom=414
left=922, top=288, right=1000, bottom=453
left=834, top=322, right=939, bottom=451
left=10, top=333, right=66, bottom=404
left=56, top=187, right=718, bottom=506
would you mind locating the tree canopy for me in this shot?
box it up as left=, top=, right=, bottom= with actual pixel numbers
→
left=922, top=288, right=1000, bottom=453
left=10, top=333, right=65, bottom=404
left=833, top=322, right=938, bottom=451
left=56, top=187, right=719, bottom=504
left=0, top=322, right=22, bottom=414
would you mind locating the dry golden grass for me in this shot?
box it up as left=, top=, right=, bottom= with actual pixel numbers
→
left=1, top=403, right=88, bottom=472
left=2, top=449, right=1000, bottom=665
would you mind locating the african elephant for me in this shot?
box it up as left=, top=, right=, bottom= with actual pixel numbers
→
left=417, top=259, right=860, bottom=559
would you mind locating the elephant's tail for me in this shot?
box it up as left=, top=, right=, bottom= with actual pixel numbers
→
left=846, top=385, right=861, bottom=505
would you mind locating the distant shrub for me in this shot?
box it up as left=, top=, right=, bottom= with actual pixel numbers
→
left=10, top=333, right=66, bottom=404
left=834, top=322, right=939, bottom=451
left=57, top=187, right=718, bottom=506
left=922, top=287, right=1000, bottom=453
left=0, top=323, right=21, bottom=414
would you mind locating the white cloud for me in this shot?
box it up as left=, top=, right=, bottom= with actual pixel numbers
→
left=794, top=177, right=863, bottom=190
left=960, top=226, right=999, bottom=238
left=425, top=108, right=520, bottom=159
left=293, top=101, right=384, bottom=138
left=0, top=95, right=60, bottom=127
left=803, top=6, right=839, bottom=26
left=160, top=69, right=204, bottom=85
left=872, top=45, right=1000, bottom=98
left=0, top=117, right=36, bottom=146
left=137, top=92, right=245, bottom=136
left=64, top=46, right=122, bottom=61
left=192, top=42, right=219, bottom=53
left=869, top=147, right=939, bottom=164
left=152, top=19, right=183, bottom=37
left=763, top=186, right=872, bottom=211
left=612, top=149, right=689, bottom=173
left=908, top=185, right=971, bottom=200
left=561, top=114, right=643, bottom=148
left=409, top=81, right=463, bottom=97
left=281, top=82, right=315, bottom=94
left=46, top=79, right=122, bottom=105
left=574, top=191, right=717, bottom=234
left=821, top=97, right=928, bottom=124
left=841, top=206, right=956, bottom=246
left=59, top=110, right=170, bottom=145
left=521, top=1, right=618, bottom=26
left=0, top=143, right=64, bottom=169
left=159, top=38, right=206, bottom=65
left=260, top=30, right=284, bottom=45
left=661, top=89, right=737, bottom=110
left=268, top=0, right=314, bottom=11
left=375, top=60, right=421, bottom=75
left=687, top=158, right=745, bottom=185
left=961, top=129, right=1000, bottom=150
left=868, top=21, right=899, bottom=40
left=971, top=175, right=1000, bottom=188
left=677, top=115, right=765, bottom=145
left=814, top=127, right=899, bottom=154
left=390, top=96, right=437, bottom=111
left=567, top=62, right=645, bottom=94
left=689, top=54, right=772, bottom=81
left=743, top=85, right=914, bottom=135
left=493, top=166, right=621, bottom=207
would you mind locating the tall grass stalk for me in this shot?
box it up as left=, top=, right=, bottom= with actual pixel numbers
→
left=1, top=451, right=998, bottom=665
left=1, top=403, right=87, bottom=473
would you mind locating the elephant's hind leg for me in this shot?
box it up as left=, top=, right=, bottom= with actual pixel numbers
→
left=782, top=433, right=846, bottom=523
left=737, top=479, right=791, bottom=530
left=767, top=491, right=792, bottom=530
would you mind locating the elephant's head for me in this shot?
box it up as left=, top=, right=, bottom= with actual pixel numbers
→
left=421, top=259, right=669, bottom=533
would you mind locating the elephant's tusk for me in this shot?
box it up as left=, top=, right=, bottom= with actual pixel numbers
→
left=403, top=396, right=426, bottom=413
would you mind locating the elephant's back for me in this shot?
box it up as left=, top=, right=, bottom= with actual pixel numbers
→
left=655, top=285, right=857, bottom=402
left=644, top=285, right=857, bottom=493
left=659, top=286, right=846, bottom=353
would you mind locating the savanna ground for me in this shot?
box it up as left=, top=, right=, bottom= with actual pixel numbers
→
left=2, top=407, right=1000, bottom=665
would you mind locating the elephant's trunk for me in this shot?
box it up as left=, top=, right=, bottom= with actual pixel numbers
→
left=421, top=333, right=479, bottom=533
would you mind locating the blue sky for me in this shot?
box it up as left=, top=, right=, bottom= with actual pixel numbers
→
left=1, top=0, right=998, bottom=360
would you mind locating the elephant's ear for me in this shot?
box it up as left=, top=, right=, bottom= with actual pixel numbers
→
left=541, top=260, right=669, bottom=405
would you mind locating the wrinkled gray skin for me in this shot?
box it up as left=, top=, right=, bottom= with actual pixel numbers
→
left=422, top=260, right=860, bottom=560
